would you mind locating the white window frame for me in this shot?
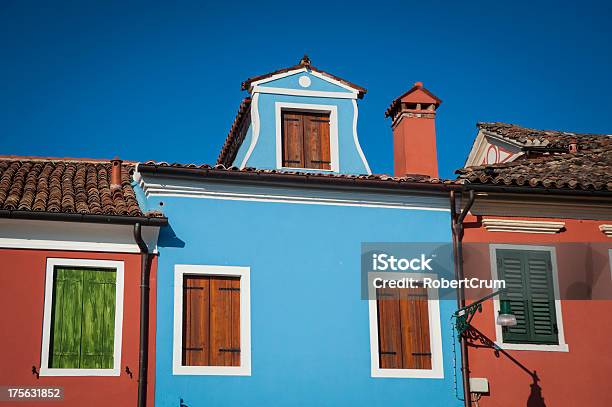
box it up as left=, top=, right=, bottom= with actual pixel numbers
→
left=173, top=264, right=251, bottom=376
left=368, top=272, right=444, bottom=379
left=490, top=244, right=569, bottom=352
left=40, top=258, right=125, bottom=376
left=274, top=102, right=340, bottom=172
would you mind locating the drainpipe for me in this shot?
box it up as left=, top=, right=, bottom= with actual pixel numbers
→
left=450, top=189, right=475, bottom=407
left=134, top=223, right=152, bottom=407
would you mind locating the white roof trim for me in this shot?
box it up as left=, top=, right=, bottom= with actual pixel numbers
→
left=249, top=67, right=307, bottom=87
left=248, top=67, right=360, bottom=95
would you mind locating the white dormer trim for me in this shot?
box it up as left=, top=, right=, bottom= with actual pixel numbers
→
left=274, top=102, right=340, bottom=172
left=309, top=70, right=360, bottom=94
left=599, top=224, right=612, bottom=237
left=352, top=99, right=372, bottom=175
left=252, top=86, right=357, bottom=99
left=239, top=93, right=261, bottom=169
left=248, top=67, right=361, bottom=97
left=482, top=218, right=565, bottom=234
left=249, top=67, right=309, bottom=87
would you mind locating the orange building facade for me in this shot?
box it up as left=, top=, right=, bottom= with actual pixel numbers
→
left=0, top=158, right=166, bottom=407
left=456, top=124, right=612, bottom=406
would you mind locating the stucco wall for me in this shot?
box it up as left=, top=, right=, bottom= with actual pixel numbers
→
left=462, top=215, right=612, bottom=406
left=151, top=193, right=463, bottom=407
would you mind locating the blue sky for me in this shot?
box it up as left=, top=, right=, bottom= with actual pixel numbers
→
left=1, top=0, right=611, bottom=178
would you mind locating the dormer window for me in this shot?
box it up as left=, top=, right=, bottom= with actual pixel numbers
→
left=281, top=110, right=332, bottom=170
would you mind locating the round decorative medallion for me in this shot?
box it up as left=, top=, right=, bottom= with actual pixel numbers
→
left=298, top=75, right=311, bottom=88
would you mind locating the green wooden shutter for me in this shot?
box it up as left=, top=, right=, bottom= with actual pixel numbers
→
left=49, top=267, right=116, bottom=369
left=81, top=269, right=116, bottom=369
left=525, top=251, right=558, bottom=344
left=50, top=268, right=84, bottom=368
left=497, top=249, right=558, bottom=345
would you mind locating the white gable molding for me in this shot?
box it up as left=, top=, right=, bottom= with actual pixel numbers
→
left=482, top=218, right=565, bottom=234
left=248, top=67, right=361, bottom=95
left=464, top=130, right=523, bottom=167
left=252, top=86, right=357, bottom=99
left=249, top=67, right=308, bottom=87
left=239, top=93, right=260, bottom=169
left=309, top=70, right=361, bottom=93
left=599, top=224, right=612, bottom=237
left=352, top=99, right=372, bottom=175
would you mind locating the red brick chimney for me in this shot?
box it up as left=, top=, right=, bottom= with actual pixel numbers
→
left=385, top=82, right=441, bottom=178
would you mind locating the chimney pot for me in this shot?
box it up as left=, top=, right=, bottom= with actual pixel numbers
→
left=414, top=81, right=423, bottom=88
left=568, top=139, right=578, bottom=153
left=110, top=158, right=123, bottom=191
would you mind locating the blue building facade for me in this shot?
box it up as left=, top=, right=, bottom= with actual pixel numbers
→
left=134, top=57, right=463, bottom=406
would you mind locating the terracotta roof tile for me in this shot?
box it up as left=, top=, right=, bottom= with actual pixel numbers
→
left=0, top=158, right=161, bottom=217
left=217, top=97, right=252, bottom=166
left=478, top=122, right=609, bottom=150
left=457, top=128, right=612, bottom=191
left=140, top=161, right=460, bottom=188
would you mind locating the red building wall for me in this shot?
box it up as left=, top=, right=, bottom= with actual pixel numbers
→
left=463, top=216, right=612, bottom=406
left=0, top=248, right=157, bottom=407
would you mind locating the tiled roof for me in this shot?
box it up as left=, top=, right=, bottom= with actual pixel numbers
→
left=241, top=55, right=367, bottom=98
left=217, top=97, right=251, bottom=166
left=457, top=126, right=612, bottom=192
left=0, top=158, right=163, bottom=218
left=139, top=161, right=460, bottom=189
left=478, top=122, right=609, bottom=150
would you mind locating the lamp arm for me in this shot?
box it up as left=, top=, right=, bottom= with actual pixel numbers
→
left=454, top=289, right=506, bottom=316
left=453, top=289, right=506, bottom=336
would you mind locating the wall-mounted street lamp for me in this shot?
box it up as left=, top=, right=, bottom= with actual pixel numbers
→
left=454, top=290, right=516, bottom=336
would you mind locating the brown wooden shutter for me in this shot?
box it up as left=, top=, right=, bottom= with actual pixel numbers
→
left=376, top=286, right=432, bottom=369
left=182, top=276, right=210, bottom=366
left=399, top=287, right=431, bottom=369
left=282, top=112, right=305, bottom=168
left=182, top=276, right=240, bottom=367
left=282, top=111, right=331, bottom=169
left=303, top=113, right=331, bottom=170
left=210, top=277, right=241, bottom=367
left=376, top=287, right=403, bottom=369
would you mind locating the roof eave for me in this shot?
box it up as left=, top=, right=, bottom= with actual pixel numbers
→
left=137, top=164, right=457, bottom=194
left=0, top=209, right=169, bottom=226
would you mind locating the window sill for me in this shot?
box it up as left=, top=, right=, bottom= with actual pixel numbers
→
left=371, top=367, right=444, bottom=379
left=494, top=341, right=569, bottom=352
left=173, top=365, right=251, bottom=376
left=39, top=367, right=120, bottom=377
